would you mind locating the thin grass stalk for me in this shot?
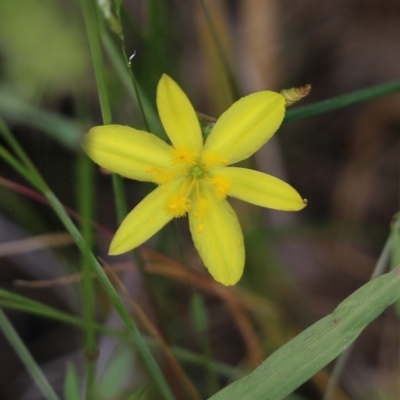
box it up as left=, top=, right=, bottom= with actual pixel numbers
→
left=0, top=118, right=38, bottom=171
left=106, top=24, right=152, bottom=133
left=111, top=174, right=128, bottom=223
left=76, top=154, right=97, bottom=400
left=101, top=34, right=162, bottom=136
left=0, top=146, right=43, bottom=191
left=80, top=0, right=112, bottom=125
left=100, top=4, right=174, bottom=372
left=44, top=190, right=175, bottom=400
left=0, top=308, right=60, bottom=400
left=285, top=79, right=400, bottom=123
left=78, top=0, right=128, bottom=236
left=198, top=0, right=241, bottom=101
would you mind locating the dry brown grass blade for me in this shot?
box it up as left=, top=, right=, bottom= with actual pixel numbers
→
left=0, top=232, right=74, bottom=257
left=14, top=262, right=134, bottom=288
left=141, top=248, right=263, bottom=366
left=101, top=260, right=202, bottom=400
left=196, top=0, right=234, bottom=113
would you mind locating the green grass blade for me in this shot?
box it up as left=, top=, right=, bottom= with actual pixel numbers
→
left=0, top=145, right=44, bottom=191
left=209, top=265, right=400, bottom=400
left=64, top=363, right=82, bottom=400
left=285, top=79, right=400, bottom=123
left=76, top=153, right=97, bottom=399
left=101, top=33, right=163, bottom=136
left=0, top=308, right=60, bottom=400
left=80, top=0, right=112, bottom=125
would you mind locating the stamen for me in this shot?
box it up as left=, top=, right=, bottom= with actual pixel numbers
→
left=165, top=193, right=189, bottom=217
left=211, top=176, right=231, bottom=200
left=146, top=167, right=176, bottom=185
left=198, top=224, right=204, bottom=232
left=202, top=152, right=228, bottom=167
left=172, top=148, right=196, bottom=165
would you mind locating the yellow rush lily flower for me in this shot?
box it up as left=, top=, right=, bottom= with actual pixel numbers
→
left=83, top=74, right=306, bottom=286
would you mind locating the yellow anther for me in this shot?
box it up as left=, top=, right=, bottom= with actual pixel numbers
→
left=203, top=152, right=227, bottom=167
left=198, top=224, right=204, bottom=232
left=165, top=193, right=189, bottom=217
left=211, top=176, right=231, bottom=199
left=172, top=148, right=196, bottom=165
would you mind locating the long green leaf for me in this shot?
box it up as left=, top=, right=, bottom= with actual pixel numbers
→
left=209, top=265, right=400, bottom=400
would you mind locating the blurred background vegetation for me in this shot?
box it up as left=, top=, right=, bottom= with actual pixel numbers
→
left=0, top=0, right=399, bottom=399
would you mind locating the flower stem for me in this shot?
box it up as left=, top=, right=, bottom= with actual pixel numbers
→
left=285, top=79, right=400, bottom=122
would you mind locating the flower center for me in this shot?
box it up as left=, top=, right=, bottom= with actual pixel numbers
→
left=164, top=159, right=209, bottom=217
left=161, top=149, right=231, bottom=219
left=189, top=163, right=206, bottom=178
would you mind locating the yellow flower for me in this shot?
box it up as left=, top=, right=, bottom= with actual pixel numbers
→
left=83, top=74, right=305, bottom=286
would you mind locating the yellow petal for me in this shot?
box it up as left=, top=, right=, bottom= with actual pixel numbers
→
left=83, top=125, right=175, bottom=181
left=157, top=74, right=203, bottom=153
left=202, top=91, right=285, bottom=164
left=189, top=186, right=244, bottom=286
left=109, top=183, right=181, bottom=255
left=217, top=167, right=306, bottom=211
